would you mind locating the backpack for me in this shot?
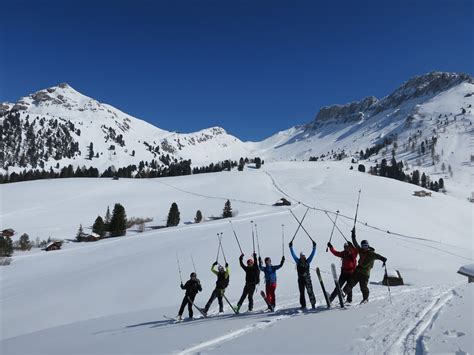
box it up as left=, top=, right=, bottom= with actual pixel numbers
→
left=216, top=272, right=229, bottom=289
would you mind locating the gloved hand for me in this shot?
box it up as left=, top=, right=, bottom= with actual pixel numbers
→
left=239, top=253, right=244, bottom=259
left=312, top=240, right=316, bottom=247
left=351, top=227, right=356, bottom=238
left=253, top=253, right=257, bottom=258
left=213, top=261, right=218, bottom=266
left=327, top=242, right=333, bottom=249
left=180, top=282, right=184, bottom=288
left=381, top=257, right=387, bottom=267
left=225, top=262, right=229, bottom=267
left=258, top=256, right=262, bottom=264
left=289, top=241, right=293, bottom=248
left=281, top=256, right=285, bottom=262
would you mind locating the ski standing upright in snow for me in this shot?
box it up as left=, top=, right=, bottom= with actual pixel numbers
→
left=331, top=263, right=345, bottom=309
left=316, top=267, right=331, bottom=308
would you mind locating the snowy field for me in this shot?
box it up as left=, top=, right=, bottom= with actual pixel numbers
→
left=0, top=162, right=473, bottom=354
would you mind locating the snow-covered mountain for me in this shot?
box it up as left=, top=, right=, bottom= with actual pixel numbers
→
left=2, top=72, right=473, bottom=188
left=0, top=83, right=251, bottom=174
left=253, top=72, right=473, bottom=160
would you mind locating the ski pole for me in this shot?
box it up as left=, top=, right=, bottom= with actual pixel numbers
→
left=216, top=233, right=221, bottom=263
left=290, top=209, right=314, bottom=242
left=281, top=224, right=285, bottom=257
left=251, top=220, right=256, bottom=254
left=255, top=223, right=261, bottom=257
left=324, top=211, right=349, bottom=242
left=191, top=253, right=197, bottom=273
left=353, top=189, right=362, bottom=229
left=326, top=210, right=340, bottom=252
left=290, top=208, right=309, bottom=242
left=220, top=232, right=227, bottom=264
left=229, top=220, right=243, bottom=254
left=384, top=264, right=393, bottom=305
left=176, top=253, right=183, bottom=284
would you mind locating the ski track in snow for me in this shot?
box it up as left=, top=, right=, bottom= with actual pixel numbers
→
left=175, top=315, right=289, bottom=355
left=396, top=286, right=458, bottom=354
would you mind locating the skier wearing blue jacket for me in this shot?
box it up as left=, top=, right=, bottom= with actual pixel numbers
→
left=258, top=255, right=285, bottom=309
left=289, top=240, right=317, bottom=309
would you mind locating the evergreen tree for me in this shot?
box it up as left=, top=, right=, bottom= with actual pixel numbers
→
left=104, top=206, right=111, bottom=230
left=238, top=158, right=245, bottom=171
left=76, top=224, right=85, bottom=242
left=222, top=199, right=233, bottom=218
left=411, top=170, right=420, bottom=185
left=167, top=202, right=180, bottom=227
left=439, top=178, right=445, bottom=190
left=0, top=236, right=14, bottom=257
left=421, top=172, right=427, bottom=188
left=92, top=216, right=106, bottom=237
left=19, top=233, right=32, bottom=251
left=194, top=210, right=203, bottom=223
left=109, top=203, right=127, bottom=237
left=88, top=142, right=94, bottom=160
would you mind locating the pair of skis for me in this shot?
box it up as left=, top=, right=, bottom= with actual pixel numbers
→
left=316, top=263, right=344, bottom=309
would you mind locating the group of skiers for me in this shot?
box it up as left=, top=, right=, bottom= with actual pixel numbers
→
left=177, top=226, right=387, bottom=320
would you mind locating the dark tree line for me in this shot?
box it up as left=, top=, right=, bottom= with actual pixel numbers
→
left=365, top=157, right=445, bottom=192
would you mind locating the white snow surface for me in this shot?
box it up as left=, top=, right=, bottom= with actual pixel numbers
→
left=0, top=161, right=473, bottom=354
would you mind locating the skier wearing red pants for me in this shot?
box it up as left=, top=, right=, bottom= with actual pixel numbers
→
left=258, top=255, right=285, bottom=309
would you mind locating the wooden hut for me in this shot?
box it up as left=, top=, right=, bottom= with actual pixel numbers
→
left=457, top=264, right=474, bottom=283
left=45, top=241, right=62, bottom=252
left=382, top=269, right=404, bottom=286
left=1, top=229, right=15, bottom=238
left=413, top=190, right=432, bottom=197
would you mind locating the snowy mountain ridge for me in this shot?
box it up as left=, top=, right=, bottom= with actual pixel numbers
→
left=1, top=71, right=473, bottom=186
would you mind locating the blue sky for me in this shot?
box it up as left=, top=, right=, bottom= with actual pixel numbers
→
left=1, top=0, right=472, bottom=140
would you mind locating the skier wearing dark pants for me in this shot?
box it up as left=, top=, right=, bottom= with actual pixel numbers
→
left=259, top=256, right=285, bottom=309
left=236, top=253, right=260, bottom=313
left=203, top=262, right=230, bottom=314
left=343, top=228, right=387, bottom=303
left=289, top=240, right=317, bottom=309
left=327, top=241, right=358, bottom=303
left=178, top=272, right=202, bottom=320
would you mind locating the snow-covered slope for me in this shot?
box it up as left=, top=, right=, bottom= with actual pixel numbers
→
left=0, top=162, right=472, bottom=354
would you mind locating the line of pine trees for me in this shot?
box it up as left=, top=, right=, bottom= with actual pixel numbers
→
left=364, top=157, right=445, bottom=192
left=1, top=156, right=248, bottom=184
left=77, top=203, right=127, bottom=241
left=77, top=199, right=234, bottom=242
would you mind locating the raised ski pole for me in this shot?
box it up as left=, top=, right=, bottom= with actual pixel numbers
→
left=251, top=220, right=256, bottom=254
left=324, top=211, right=349, bottom=242
left=219, top=232, right=227, bottom=264
left=290, top=209, right=314, bottom=242
left=191, top=253, right=197, bottom=273
left=176, top=253, right=183, bottom=284
left=353, top=189, right=362, bottom=229
left=290, top=208, right=309, bottom=242
left=216, top=233, right=222, bottom=263
left=281, top=224, right=285, bottom=257
left=255, top=223, right=261, bottom=257
left=229, top=220, right=243, bottom=254
left=384, top=264, right=393, bottom=305
left=326, top=210, right=340, bottom=252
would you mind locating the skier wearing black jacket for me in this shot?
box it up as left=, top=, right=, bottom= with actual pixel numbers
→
left=289, top=240, right=317, bottom=309
left=236, top=253, right=260, bottom=313
left=178, top=272, right=202, bottom=320
left=203, top=262, right=230, bottom=314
